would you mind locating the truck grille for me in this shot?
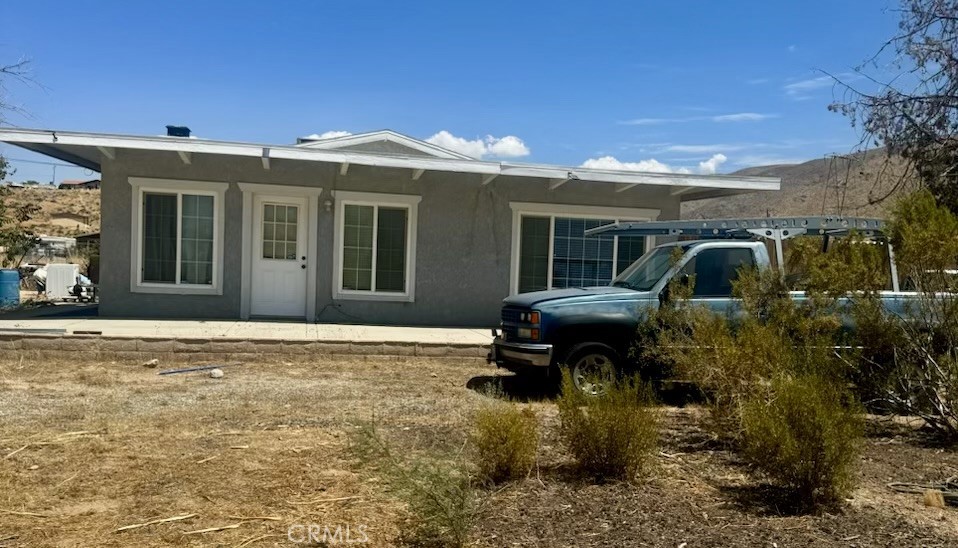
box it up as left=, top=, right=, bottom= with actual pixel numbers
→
left=501, top=306, right=525, bottom=338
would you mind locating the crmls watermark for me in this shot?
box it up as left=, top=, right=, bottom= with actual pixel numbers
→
left=288, top=524, right=369, bottom=544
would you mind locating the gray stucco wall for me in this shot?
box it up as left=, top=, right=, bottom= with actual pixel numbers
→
left=99, top=150, right=681, bottom=326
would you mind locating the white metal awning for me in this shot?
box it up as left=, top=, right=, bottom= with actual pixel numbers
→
left=0, top=128, right=780, bottom=201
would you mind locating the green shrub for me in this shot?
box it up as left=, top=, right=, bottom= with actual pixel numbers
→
left=740, top=374, right=863, bottom=510
left=557, top=369, right=659, bottom=482
left=472, top=403, right=538, bottom=484
left=351, top=423, right=476, bottom=547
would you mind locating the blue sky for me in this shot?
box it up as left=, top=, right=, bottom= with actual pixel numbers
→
left=0, top=0, right=900, bottom=183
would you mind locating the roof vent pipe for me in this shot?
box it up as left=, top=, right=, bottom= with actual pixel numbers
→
left=166, top=125, right=191, bottom=138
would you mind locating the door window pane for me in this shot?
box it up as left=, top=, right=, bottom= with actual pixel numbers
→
left=518, top=216, right=550, bottom=293
left=375, top=207, right=407, bottom=292
left=261, top=204, right=298, bottom=260
left=143, top=193, right=177, bottom=283
left=343, top=204, right=374, bottom=290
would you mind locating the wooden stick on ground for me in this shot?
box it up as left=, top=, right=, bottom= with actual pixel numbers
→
left=196, top=455, right=218, bottom=464
left=235, top=533, right=274, bottom=547
left=3, top=445, right=30, bottom=460
left=286, top=495, right=362, bottom=505
left=227, top=516, right=281, bottom=521
left=0, top=509, right=48, bottom=518
left=114, top=513, right=197, bottom=533
left=183, top=523, right=241, bottom=535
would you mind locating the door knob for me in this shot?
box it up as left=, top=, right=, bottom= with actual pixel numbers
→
left=301, top=264, right=306, bottom=269
left=301, top=256, right=306, bottom=260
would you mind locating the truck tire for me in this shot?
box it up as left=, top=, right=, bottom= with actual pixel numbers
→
left=562, top=343, right=620, bottom=396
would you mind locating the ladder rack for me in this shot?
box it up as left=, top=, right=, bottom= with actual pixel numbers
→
left=584, top=216, right=898, bottom=291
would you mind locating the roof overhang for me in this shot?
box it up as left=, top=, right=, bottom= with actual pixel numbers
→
left=0, top=128, right=780, bottom=200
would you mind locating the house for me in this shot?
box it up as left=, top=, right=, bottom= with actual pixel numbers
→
left=0, top=127, right=780, bottom=326
left=58, top=178, right=101, bottom=190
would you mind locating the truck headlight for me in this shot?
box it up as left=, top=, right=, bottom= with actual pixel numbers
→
left=517, top=327, right=540, bottom=340
left=519, top=311, right=541, bottom=324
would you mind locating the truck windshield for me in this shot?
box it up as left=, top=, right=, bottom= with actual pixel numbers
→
left=611, top=246, right=678, bottom=291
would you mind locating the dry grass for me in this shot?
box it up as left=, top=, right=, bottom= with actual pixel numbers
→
left=3, top=353, right=958, bottom=546
left=0, top=353, right=488, bottom=547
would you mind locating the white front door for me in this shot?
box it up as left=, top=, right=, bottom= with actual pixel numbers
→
left=250, top=195, right=309, bottom=317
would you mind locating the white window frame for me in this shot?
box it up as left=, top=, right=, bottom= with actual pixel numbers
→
left=129, top=177, right=228, bottom=295
left=332, top=190, right=421, bottom=302
left=509, top=202, right=661, bottom=295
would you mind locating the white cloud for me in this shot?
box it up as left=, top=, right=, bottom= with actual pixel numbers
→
left=486, top=135, right=531, bottom=157
left=580, top=153, right=728, bottom=175
left=712, top=112, right=778, bottom=122
left=787, top=44, right=797, bottom=53
left=697, top=153, right=728, bottom=174
left=783, top=75, right=834, bottom=99
left=425, top=130, right=530, bottom=159
left=579, top=156, right=680, bottom=173
left=303, top=130, right=352, bottom=140
left=620, top=112, right=777, bottom=125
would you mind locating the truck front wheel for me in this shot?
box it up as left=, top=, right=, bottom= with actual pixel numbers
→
left=562, top=343, right=620, bottom=396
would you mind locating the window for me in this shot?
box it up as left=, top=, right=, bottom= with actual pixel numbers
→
left=680, top=247, right=756, bottom=297
left=130, top=178, right=227, bottom=295
left=334, top=191, right=420, bottom=301
left=262, top=204, right=298, bottom=260
left=511, top=204, right=659, bottom=294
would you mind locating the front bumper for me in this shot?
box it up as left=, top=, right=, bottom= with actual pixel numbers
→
left=487, top=335, right=553, bottom=369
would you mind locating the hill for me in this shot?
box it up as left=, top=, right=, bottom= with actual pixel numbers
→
left=683, top=149, right=917, bottom=220
left=2, top=187, right=100, bottom=236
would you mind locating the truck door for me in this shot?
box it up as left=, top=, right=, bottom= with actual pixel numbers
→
left=679, top=247, right=755, bottom=316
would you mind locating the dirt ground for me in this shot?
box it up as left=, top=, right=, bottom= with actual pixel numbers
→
left=2, top=353, right=958, bottom=547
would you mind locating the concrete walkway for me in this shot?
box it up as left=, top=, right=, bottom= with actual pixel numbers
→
left=0, top=317, right=494, bottom=345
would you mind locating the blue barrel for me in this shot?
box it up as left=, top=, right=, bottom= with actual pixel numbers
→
left=0, top=269, right=20, bottom=308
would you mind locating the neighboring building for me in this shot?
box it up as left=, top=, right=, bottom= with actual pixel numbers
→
left=0, top=127, right=780, bottom=326
left=58, top=178, right=101, bottom=190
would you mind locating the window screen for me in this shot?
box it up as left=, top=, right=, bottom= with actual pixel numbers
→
left=518, top=216, right=550, bottom=293
left=142, top=193, right=177, bottom=283
left=375, top=207, right=407, bottom=292
left=181, top=195, right=214, bottom=284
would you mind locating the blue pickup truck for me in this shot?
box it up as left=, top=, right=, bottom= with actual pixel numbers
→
left=487, top=217, right=902, bottom=393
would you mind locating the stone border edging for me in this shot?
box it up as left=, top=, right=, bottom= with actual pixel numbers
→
left=0, top=333, right=489, bottom=362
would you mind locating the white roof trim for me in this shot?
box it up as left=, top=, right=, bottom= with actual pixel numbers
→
left=296, top=129, right=473, bottom=160
left=0, top=128, right=781, bottom=194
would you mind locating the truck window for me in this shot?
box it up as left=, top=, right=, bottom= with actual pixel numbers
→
left=681, top=248, right=755, bottom=297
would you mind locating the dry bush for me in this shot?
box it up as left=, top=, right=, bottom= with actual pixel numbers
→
left=557, top=369, right=659, bottom=482
left=641, top=267, right=847, bottom=438
left=472, top=403, right=537, bottom=485
left=352, top=423, right=476, bottom=547
left=845, top=191, right=958, bottom=440
left=635, top=241, right=869, bottom=509
left=741, top=374, right=864, bottom=510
